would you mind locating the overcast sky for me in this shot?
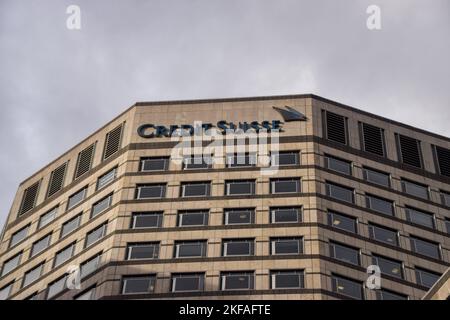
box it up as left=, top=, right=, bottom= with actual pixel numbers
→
left=0, top=0, right=449, bottom=228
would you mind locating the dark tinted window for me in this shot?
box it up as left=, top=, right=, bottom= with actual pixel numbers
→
left=85, top=224, right=107, bottom=248
left=325, top=155, right=351, bottom=175
left=31, top=234, right=51, bottom=257
left=227, top=153, right=256, bottom=167
left=362, top=167, right=390, bottom=187
left=122, top=275, right=156, bottom=294
left=224, top=209, right=255, bottom=225
left=326, top=182, right=354, bottom=203
left=271, top=207, right=301, bottom=223
left=178, top=210, right=209, bottom=226
left=376, top=289, right=407, bottom=300
left=67, top=187, right=87, bottom=210
left=171, top=273, right=204, bottom=292
left=330, top=242, right=360, bottom=265
left=127, top=243, right=159, bottom=260
left=183, top=156, right=212, bottom=170
left=140, top=157, right=169, bottom=171
left=410, top=236, right=440, bottom=259
left=221, top=272, right=254, bottom=290
left=226, top=180, right=255, bottom=195
left=60, top=214, right=82, bottom=238
left=10, top=225, right=30, bottom=248
left=181, top=182, right=210, bottom=197
left=331, top=274, right=363, bottom=299
left=271, top=270, right=304, bottom=289
left=136, top=184, right=166, bottom=199
left=366, top=194, right=394, bottom=216
left=270, top=178, right=300, bottom=194
left=131, top=212, right=163, bottom=229
left=415, top=268, right=441, bottom=288
left=271, top=238, right=302, bottom=255
left=405, top=207, right=434, bottom=229
left=401, top=179, right=429, bottom=200
left=271, top=152, right=299, bottom=166
left=372, top=255, right=403, bottom=279
left=368, top=224, right=398, bottom=246
left=91, top=194, right=112, bottom=218
left=328, top=211, right=357, bottom=233
left=174, top=241, right=207, bottom=258
left=223, top=239, right=254, bottom=256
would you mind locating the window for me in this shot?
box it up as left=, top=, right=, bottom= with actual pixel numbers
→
left=0, top=283, right=13, bottom=300
left=127, top=243, right=159, bottom=260
left=171, top=273, right=205, bottom=292
left=323, top=110, right=348, bottom=145
left=74, top=143, right=96, bottom=179
left=54, top=242, right=75, bottom=267
left=225, top=180, right=255, bottom=196
left=23, top=263, right=44, bottom=288
left=362, top=167, right=390, bottom=187
left=221, top=272, right=254, bottom=290
left=183, top=155, right=212, bottom=170
left=47, top=275, right=68, bottom=299
left=131, top=212, right=163, bottom=229
left=85, top=223, right=107, bottom=248
left=178, top=210, right=209, bottom=226
left=223, top=239, right=254, bottom=256
left=365, top=194, right=394, bottom=216
left=372, top=255, right=403, bottom=279
left=368, top=224, right=399, bottom=246
left=1, top=252, right=22, bottom=277
left=415, top=267, right=441, bottom=288
left=325, top=155, right=351, bottom=175
left=329, top=242, right=360, bottom=266
left=67, top=187, right=87, bottom=210
left=47, top=162, right=68, bottom=198
left=136, top=184, right=166, bottom=199
left=227, top=153, right=257, bottom=167
left=97, top=167, right=117, bottom=190
left=325, top=182, right=354, bottom=203
left=328, top=211, right=357, bottom=233
left=396, top=134, right=423, bottom=168
left=446, top=219, right=450, bottom=234
left=360, top=122, right=385, bottom=157
left=31, top=234, right=51, bottom=257
left=433, top=145, right=450, bottom=177
left=10, top=224, right=30, bottom=248
left=60, top=214, right=82, bottom=238
left=270, top=207, right=301, bottom=223
left=441, top=191, right=450, bottom=207
left=271, top=237, right=303, bottom=255
left=376, top=289, right=407, bottom=300
left=270, top=178, right=301, bottom=194
left=405, top=207, right=435, bottom=229
left=140, top=157, right=169, bottom=171
left=19, top=180, right=41, bottom=215
left=271, top=270, right=304, bottom=289
left=224, top=208, right=255, bottom=225
left=91, top=193, right=113, bottom=218
left=180, top=181, right=211, bottom=197
left=401, top=179, right=429, bottom=200
left=122, top=275, right=156, bottom=294
left=174, top=240, right=207, bottom=258
left=75, top=287, right=96, bottom=300
left=103, top=123, right=124, bottom=160
left=410, top=236, right=440, bottom=259
left=37, top=207, right=58, bottom=229
left=80, top=253, right=102, bottom=278
left=271, top=151, right=299, bottom=166
left=331, top=274, right=363, bottom=299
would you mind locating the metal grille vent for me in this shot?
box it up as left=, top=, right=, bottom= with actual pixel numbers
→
left=325, top=111, right=347, bottom=145
left=362, top=123, right=385, bottom=156
left=19, top=181, right=40, bottom=215
left=103, top=124, right=124, bottom=160
left=434, top=145, right=450, bottom=177
left=47, top=162, right=68, bottom=198
left=74, top=143, right=96, bottom=179
left=397, top=134, right=422, bottom=168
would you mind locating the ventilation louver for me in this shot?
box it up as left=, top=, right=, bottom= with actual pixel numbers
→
left=74, top=143, right=96, bottom=179
left=103, top=123, right=124, bottom=160
left=19, top=181, right=41, bottom=215
left=434, top=145, right=450, bottom=177
left=325, top=111, right=347, bottom=145
left=397, top=134, right=422, bottom=168
left=361, top=123, right=385, bottom=156
left=47, top=162, right=68, bottom=198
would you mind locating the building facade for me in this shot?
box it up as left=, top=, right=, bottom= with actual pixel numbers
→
left=0, top=94, right=449, bottom=300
